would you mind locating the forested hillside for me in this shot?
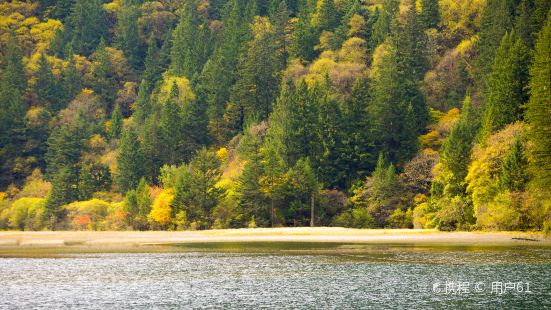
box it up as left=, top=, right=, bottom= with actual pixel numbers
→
left=0, top=0, right=550, bottom=231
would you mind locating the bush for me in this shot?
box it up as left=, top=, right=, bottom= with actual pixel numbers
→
left=65, top=199, right=111, bottom=230
left=332, top=208, right=375, bottom=228
left=7, top=198, right=46, bottom=230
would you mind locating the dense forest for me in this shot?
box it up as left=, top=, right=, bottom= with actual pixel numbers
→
left=0, top=0, right=550, bottom=231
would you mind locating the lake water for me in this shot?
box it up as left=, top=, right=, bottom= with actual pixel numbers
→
left=1, top=243, right=550, bottom=309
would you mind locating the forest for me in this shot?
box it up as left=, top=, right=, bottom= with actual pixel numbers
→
left=0, top=0, right=549, bottom=231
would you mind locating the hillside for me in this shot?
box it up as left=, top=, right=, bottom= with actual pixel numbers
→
left=0, top=0, right=550, bottom=232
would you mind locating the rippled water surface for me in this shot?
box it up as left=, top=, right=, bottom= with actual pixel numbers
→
left=1, top=243, right=551, bottom=309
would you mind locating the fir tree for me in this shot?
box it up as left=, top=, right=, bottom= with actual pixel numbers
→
left=158, top=83, right=185, bottom=165
left=316, top=0, right=339, bottom=33
left=33, top=53, right=59, bottom=107
left=115, top=0, right=146, bottom=70
left=133, top=80, right=152, bottom=125
left=67, top=0, right=109, bottom=56
left=60, top=53, right=82, bottom=110
left=231, top=17, right=282, bottom=129
left=526, top=13, right=551, bottom=191
left=142, top=38, right=162, bottom=88
left=170, top=0, right=212, bottom=78
left=116, top=126, right=145, bottom=193
left=499, top=138, right=529, bottom=192
left=475, top=0, right=513, bottom=81
left=89, top=40, right=118, bottom=109
left=439, top=95, right=480, bottom=197
left=419, top=0, right=440, bottom=29
left=481, top=32, right=530, bottom=138
left=110, top=104, right=123, bottom=140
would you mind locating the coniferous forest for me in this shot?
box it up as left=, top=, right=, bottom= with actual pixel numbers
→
left=0, top=0, right=550, bottom=231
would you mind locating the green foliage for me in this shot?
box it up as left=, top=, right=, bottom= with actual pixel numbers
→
left=420, top=0, right=440, bottom=29
left=109, top=104, right=123, bottom=140
left=67, top=0, right=109, bottom=56
left=172, top=148, right=225, bottom=229
left=480, top=31, right=530, bottom=138
left=8, top=198, right=46, bottom=231
left=526, top=12, right=551, bottom=194
left=116, top=126, right=145, bottom=193
left=115, top=0, right=146, bottom=70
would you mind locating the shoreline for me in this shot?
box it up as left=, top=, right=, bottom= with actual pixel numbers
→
left=0, top=228, right=549, bottom=249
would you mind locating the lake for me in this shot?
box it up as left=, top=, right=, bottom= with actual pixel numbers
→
left=1, top=242, right=550, bottom=309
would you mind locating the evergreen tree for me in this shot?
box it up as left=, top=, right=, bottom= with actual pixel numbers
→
left=170, top=0, right=212, bottom=78
left=142, top=38, right=162, bottom=88
left=290, top=11, right=317, bottom=61
left=133, top=80, right=152, bottom=125
left=236, top=127, right=269, bottom=225
left=316, top=0, right=339, bottom=33
left=318, top=91, right=346, bottom=189
left=33, top=53, right=60, bottom=107
left=0, top=34, right=27, bottom=187
left=526, top=13, right=551, bottom=191
left=158, top=83, right=185, bottom=165
left=116, top=126, right=145, bottom=193
left=67, top=0, right=109, bottom=56
left=125, top=177, right=151, bottom=229
left=369, top=0, right=399, bottom=49
left=45, top=124, right=85, bottom=181
left=182, top=98, right=210, bottom=162
left=231, top=17, right=282, bottom=130
left=266, top=80, right=322, bottom=168
left=481, top=32, right=530, bottom=138
left=115, top=0, right=146, bottom=70
left=110, top=104, right=123, bottom=140
left=44, top=166, right=79, bottom=225
left=59, top=53, right=82, bottom=110
left=475, top=0, right=513, bottom=82
left=285, top=157, right=318, bottom=226
left=172, top=148, right=224, bottom=228
left=499, top=138, right=529, bottom=192
left=340, top=79, right=374, bottom=186
left=438, top=95, right=480, bottom=197
left=78, top=164, right=96, bottom=200
left=369, top=45, right=424, bottom=165
left=89, top=40, right=118, bottom=109
left=419, top=0, right=440, bottom=29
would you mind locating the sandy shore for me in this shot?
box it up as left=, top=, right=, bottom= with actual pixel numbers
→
left=0, top=228, right=549, bottom=249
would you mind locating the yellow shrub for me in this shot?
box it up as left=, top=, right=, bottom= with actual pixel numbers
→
left=148, top=189, right=174, bottom=228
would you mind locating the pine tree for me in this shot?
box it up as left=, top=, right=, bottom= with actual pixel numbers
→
left=33, top=53, right=60, bottom=107
left=116, top=126, right=145, bottom=193
left=475, top=0, right=513, bottom=81
left=182, top=99, right=210, bottom=162
left=110, top=104, right=123, bottom=140
left=316, top=0, right=339, bottom=33
left=526, top=13, right=551, bottom=191
left=115, top=0, right=146, bottom=70
left=480, top=31, right=530, bottom=138
left=133, top=80, right=152, bottom=125
left=285, top=157, right=318, bottom=226
left=369, top=45, right=424, bottom=165
left=499, top=138, right=529, bottom=192
left=142, top=38, right=162, bottom=88
left=318, top=90, right=346, bottom=189
left=290, top=11, right=317, bottom=61
left=59, top=53, right=82, bottom=110
left=78, top=164, right=96, bottom=200
left=90, top=40, right=118, bottom=109
left=67, top=0, right=109, bottom=56
left=419, top=0, right=440, bottom=29
left=45, top=124, right=85, bottom=181
left=340, top=79, right=374, bottom=186
left=158, top=83, right=185, bottom=165
left=170, top=0, right=212, bottom=78
left=0, top=34, right=27, bottom=187
left=44, top=166, right=79, bottom=225
left=231, top=17, right=282, bottom=130
left=439, top=95, right=480, bottom=197
left=172, top=148, right=224, bottom=228
left=236, top=127, right=269, bottom=225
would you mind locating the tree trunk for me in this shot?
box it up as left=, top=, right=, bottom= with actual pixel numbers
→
left=310, top=193, right=314, bottom=227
